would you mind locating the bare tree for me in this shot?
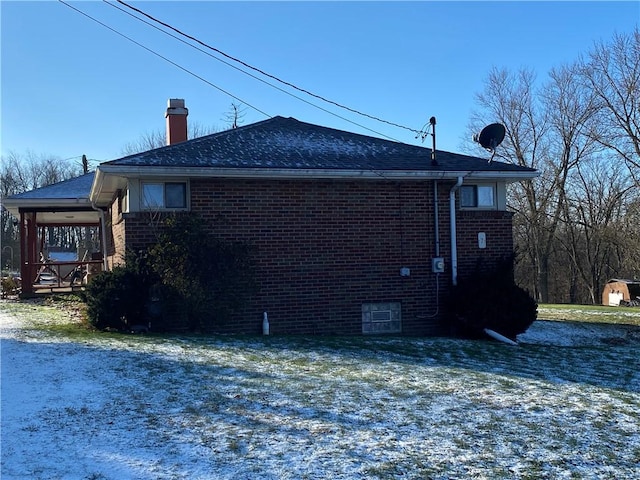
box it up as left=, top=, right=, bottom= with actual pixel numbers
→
left=1, top=151, right=82, bottom=195
left=469, top=60, right=610, bottom=303
left=120, top=121, right=219, bottom=156
left=560, top=158, right=636, bottom=303
left=1, top=151, right=85, bottom=270
left=469, top=28, right=640, bottom=303
left=541, top=62, right=604, bottom=302
left=535, top=62, right=605, bottom=300
left=578, top=29, right=640, bottom=184
left=617, top=193, right=640, bottom=277
left=222, top=102, right=246, bottom=129
left=469, top=67, right=566, bottom=302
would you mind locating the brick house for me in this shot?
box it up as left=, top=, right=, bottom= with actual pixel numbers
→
left=5, top=99, right=538, bottom=335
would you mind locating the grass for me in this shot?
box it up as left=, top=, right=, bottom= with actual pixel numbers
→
left=4, top=295, right=639, bottom=334
left=538, top=303, right=640, bottom=326
left=0, top=296, right=105, bottom=340
left=2, top=297, right=640, bottom=479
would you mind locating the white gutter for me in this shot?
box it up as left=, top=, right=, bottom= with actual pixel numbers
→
left=1, top=198, right=94, bottom=218
left=96, top=165, right=540, bottom=182
left=89, top=168, right=106, bottom=204
left=449, top=176, right=464, bottom=286
left=91, top=164, right=539, bottom=206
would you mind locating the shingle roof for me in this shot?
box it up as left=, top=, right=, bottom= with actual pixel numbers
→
left=104, top=116, right=535, bottom=174
left=5, top=172, right=95, bottom=200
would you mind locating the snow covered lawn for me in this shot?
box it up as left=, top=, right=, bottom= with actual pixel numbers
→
left=2, top=301, right=639, bottom=479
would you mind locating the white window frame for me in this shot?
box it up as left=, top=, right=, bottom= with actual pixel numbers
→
left=460, top=184, right=497, bottom=210
left=140, top=181, right=189, bottom=211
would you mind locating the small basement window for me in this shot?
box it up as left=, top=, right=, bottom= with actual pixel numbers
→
left=460, top=185, right=495, bottom=208
left=362, top=302, right=402, bottom=334
left=142, top=182, right=187, bottom=209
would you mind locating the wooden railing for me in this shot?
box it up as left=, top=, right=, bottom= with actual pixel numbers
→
left=33, top=260, right=104, bottom=290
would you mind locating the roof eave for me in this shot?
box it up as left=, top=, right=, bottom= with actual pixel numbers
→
left=1, top=197, right=93, bottom=217
left=96, top=164, right=539, bottom=181
left=90, top=165, right=539, bottom=207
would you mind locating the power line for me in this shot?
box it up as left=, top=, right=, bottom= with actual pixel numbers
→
left=58, top=0, right=271, bottom=118
left=113, top=0, right=422, bottom=136
left=102, top=0, right=400, bottom=141
left=59, top=0, right=400, bottom=142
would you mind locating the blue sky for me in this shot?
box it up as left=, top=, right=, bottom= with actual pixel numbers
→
left=1, top=1, right=638, bottom=165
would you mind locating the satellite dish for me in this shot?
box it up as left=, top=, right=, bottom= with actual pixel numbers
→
left=473, top=123, right=506, bottom=163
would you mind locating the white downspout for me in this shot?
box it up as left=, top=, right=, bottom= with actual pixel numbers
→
left=449, top=176, right=463, bottom=286
left=433, top=180, right=440, bottom=257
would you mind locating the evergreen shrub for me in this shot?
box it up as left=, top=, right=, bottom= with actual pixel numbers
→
left=449, top=259, right=537, bottom=341
left=84, top=214, right=255, bottom=332
left=148, top=215, right=255, bottom=332
left=84, top=254, right=154, bottom=331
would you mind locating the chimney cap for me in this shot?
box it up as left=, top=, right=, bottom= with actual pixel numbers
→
left=165, top=98, right=188, bottom=118
left=167, top=98, right=185, bottom=109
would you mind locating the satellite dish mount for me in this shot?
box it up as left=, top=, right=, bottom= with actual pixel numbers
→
left=473, top=123, right=506, bottom=163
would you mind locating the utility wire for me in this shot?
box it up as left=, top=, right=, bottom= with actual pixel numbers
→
left=59, top=0, right=400, bottom=143
left=102, top=0, right=400, bottom=142
left=93, top=7, right=394, bottom=177
left=114, top=0, right=422, bottom=136
left=58, top=0, right=271, bottom=118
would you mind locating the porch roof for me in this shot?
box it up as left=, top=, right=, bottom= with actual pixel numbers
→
left=2, top=172, right=100, bottom=225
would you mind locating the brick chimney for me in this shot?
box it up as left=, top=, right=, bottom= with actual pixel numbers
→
left=165, top=98, right=188, bottom=145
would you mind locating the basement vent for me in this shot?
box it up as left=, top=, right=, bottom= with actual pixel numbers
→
left=362, top=302, right=401, bottom=334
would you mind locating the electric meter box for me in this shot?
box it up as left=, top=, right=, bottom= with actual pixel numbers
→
left=432, top=257, right=445, bottom=273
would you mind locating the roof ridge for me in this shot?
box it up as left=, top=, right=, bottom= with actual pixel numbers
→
left=193, top=115, right=290, bottom=141
left=102, top=116, right=291, bottom=166
left=97, top=115, right=536, bottom=174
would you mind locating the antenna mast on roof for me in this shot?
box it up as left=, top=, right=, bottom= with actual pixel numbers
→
left=416, top=116, right=438, bottom=166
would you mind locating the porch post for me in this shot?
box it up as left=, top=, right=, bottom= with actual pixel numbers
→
left=19, top=211, right=37, bottom=295
left=19, top=211, right=27, bottom=293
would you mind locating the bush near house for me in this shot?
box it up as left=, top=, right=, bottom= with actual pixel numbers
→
left=1, top=274, right=20, bottom=298
left=449, top=258, right=537, bottom=341
left=84, top=214, right=255, bottom=332
left=83, top=251, right=156, bottom=331
left=148, top=214, right=256, bottom=332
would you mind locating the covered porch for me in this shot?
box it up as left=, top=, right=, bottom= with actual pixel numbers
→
left=2, top=173, right=108, bottom=296
left=19, top=210, right=104, bottom=294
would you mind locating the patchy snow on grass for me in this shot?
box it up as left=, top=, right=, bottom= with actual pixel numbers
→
left=1, top=306, right=639, bottom=480
left=537, top=305, right=640, bottom=326
left=518, top=318, right=640, bottom=347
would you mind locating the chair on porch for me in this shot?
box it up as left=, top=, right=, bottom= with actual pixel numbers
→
left=34, top=250, right=86, bottom=286
left=35, top=252, right=58, bottom=284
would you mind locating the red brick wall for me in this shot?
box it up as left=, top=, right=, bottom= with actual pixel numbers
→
left=108, top=196, right=168, bottom=267
left=456, top=210, right=515, bottom=279
left=118, top=178, right=515, bottom=335
left=106, top=197, right=125, bottom=268
left=191, top=178, right=448, bottom=335
left=123, top=213, right=164, bottom=250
